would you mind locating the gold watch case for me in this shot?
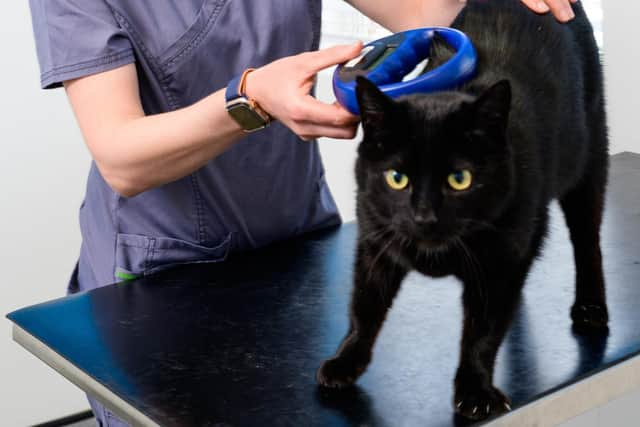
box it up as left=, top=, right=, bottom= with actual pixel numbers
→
left=226, top=97, right=270, bottom=132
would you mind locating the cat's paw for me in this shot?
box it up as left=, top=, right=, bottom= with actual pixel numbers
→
left=453, top=385, right=511, bottom=421
left=571, top=302, right=609, bottom=334
left=316, top=356, right=367, bottom=389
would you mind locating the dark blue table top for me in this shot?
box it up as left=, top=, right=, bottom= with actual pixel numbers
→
left=8, top=153, right=640, bottom=427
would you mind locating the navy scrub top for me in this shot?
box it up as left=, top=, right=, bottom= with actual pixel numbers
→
left=29, top=0, right=341, bottom=293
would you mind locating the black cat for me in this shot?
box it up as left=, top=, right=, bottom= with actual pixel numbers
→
left=317, top=0, right=608, bottom=421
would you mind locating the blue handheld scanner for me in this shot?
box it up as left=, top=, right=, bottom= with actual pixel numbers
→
left=333, top=28, right=478, bottom=115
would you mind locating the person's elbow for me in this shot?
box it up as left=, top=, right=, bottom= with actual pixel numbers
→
left=105, top=175, right=146, bottom=198
left=99, top=164, right=148, bottom=198
left=88, top=133, right=152, bottom=198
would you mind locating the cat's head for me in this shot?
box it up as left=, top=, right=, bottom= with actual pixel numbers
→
left=355, top=76, right=515, bottom=250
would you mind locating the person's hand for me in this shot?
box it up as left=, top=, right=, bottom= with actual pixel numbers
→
left=244, top=43, right=363, bottom=141
left=520, top=0, right=578, bottom=22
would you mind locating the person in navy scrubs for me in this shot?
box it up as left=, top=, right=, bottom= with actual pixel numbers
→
left=28, top=0, right=577, bottom=425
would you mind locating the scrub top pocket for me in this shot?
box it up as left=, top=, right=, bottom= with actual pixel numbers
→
left=114, top=232, right=232, bottom=281
left=158, top=0, right=229, bottom=70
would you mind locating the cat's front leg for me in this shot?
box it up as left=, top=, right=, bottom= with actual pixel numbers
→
left=317, top=242, right=407, bottom=388
left=453, top=266, right=526, bottom=421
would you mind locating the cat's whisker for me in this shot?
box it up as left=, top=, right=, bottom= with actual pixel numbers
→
left=463, top=218, right=500, bottom=234
left=377, top=233, right=408, bottom=304
left=359, top=226, right=393, bottom=244
left=453, top=236, right=487, bottom=306
left=366, top=234, right=396, bottom=285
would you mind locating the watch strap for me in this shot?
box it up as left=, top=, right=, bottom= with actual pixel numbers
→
left=225, top=68, right=255, bottom=103
left=225, top=74, right=242, bottom=102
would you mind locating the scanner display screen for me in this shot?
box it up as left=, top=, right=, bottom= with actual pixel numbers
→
left=365, top=46, right=396, bottom=71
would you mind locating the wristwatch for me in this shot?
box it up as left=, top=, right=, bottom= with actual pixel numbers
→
left=225, top=68, right=271, bottom=132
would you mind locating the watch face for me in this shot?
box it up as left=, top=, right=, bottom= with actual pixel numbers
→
left=227, top=102, right=268, bottom=131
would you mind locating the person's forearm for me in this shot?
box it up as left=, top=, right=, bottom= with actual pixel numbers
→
left=108, top=89, right=243, bottom=197
left=345, top=0, right=465, bottom=32
left=94, top=89, right=244, bottom=198
left=65, top=63, right=246, bottom=198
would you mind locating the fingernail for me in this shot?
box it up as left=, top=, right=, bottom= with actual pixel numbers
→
left=537, top=2, right=550, bottom=12
left=563, top=8, right=575, bottom=20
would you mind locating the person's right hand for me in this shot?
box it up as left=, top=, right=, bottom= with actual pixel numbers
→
left=244, top=43, right=363, bottom=141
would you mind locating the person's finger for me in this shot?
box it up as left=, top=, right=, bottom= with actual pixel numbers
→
left=521, top=0, right=550, bottom=13
left=545, top=0, right=575, bottom=21
left=291, top=95, right=358, bottom=126
left=302, top=42, right=363, bottom=73
left=298, top=123, right=359, bottom=141
left=523, top=0, right=575, bottom=21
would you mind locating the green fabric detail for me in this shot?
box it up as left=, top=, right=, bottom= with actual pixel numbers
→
left=116, top=271, right=139, bottom=281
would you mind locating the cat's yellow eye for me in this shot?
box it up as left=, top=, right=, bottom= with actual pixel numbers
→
left=447, top=169, right=473, bottom=191
left=384, top=170, right=410, bottom=190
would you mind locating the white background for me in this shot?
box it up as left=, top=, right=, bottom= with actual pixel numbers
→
left=0, top=1, right=637, bottom=426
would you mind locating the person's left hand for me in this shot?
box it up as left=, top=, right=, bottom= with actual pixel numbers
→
left=520, top=0, right=578, bottom=22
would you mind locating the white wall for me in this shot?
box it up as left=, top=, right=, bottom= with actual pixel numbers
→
left=0, top=1, right=636, bottom=426
left=602, top=1, right=640, bottom=153
left=0, top=2, right=91, bottom=426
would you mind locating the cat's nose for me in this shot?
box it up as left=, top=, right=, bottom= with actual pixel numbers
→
left=414, top=210, right=438, bottom=225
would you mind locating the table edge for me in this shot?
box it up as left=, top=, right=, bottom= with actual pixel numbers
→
left=12, top=324, right=159, bottom=427
left=487, top=353, right=640, bottom=426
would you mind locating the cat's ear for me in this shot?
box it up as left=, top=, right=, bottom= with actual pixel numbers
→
left=472, top=80, right=511, bottom=136
left=356, top=76, right=395, bottom=137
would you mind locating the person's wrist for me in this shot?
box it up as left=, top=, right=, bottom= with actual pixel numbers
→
left=243, top=69, right=256, bottom=99
left=243, top=69, right=268, bottom=116
left=224, top=68, right=272, bottom=132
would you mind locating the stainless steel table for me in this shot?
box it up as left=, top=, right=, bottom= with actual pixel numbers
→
left=8, top=153, right=640, bottom=427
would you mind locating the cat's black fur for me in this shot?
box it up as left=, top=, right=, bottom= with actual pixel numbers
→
left=317, top=0, right=608, bottom=421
